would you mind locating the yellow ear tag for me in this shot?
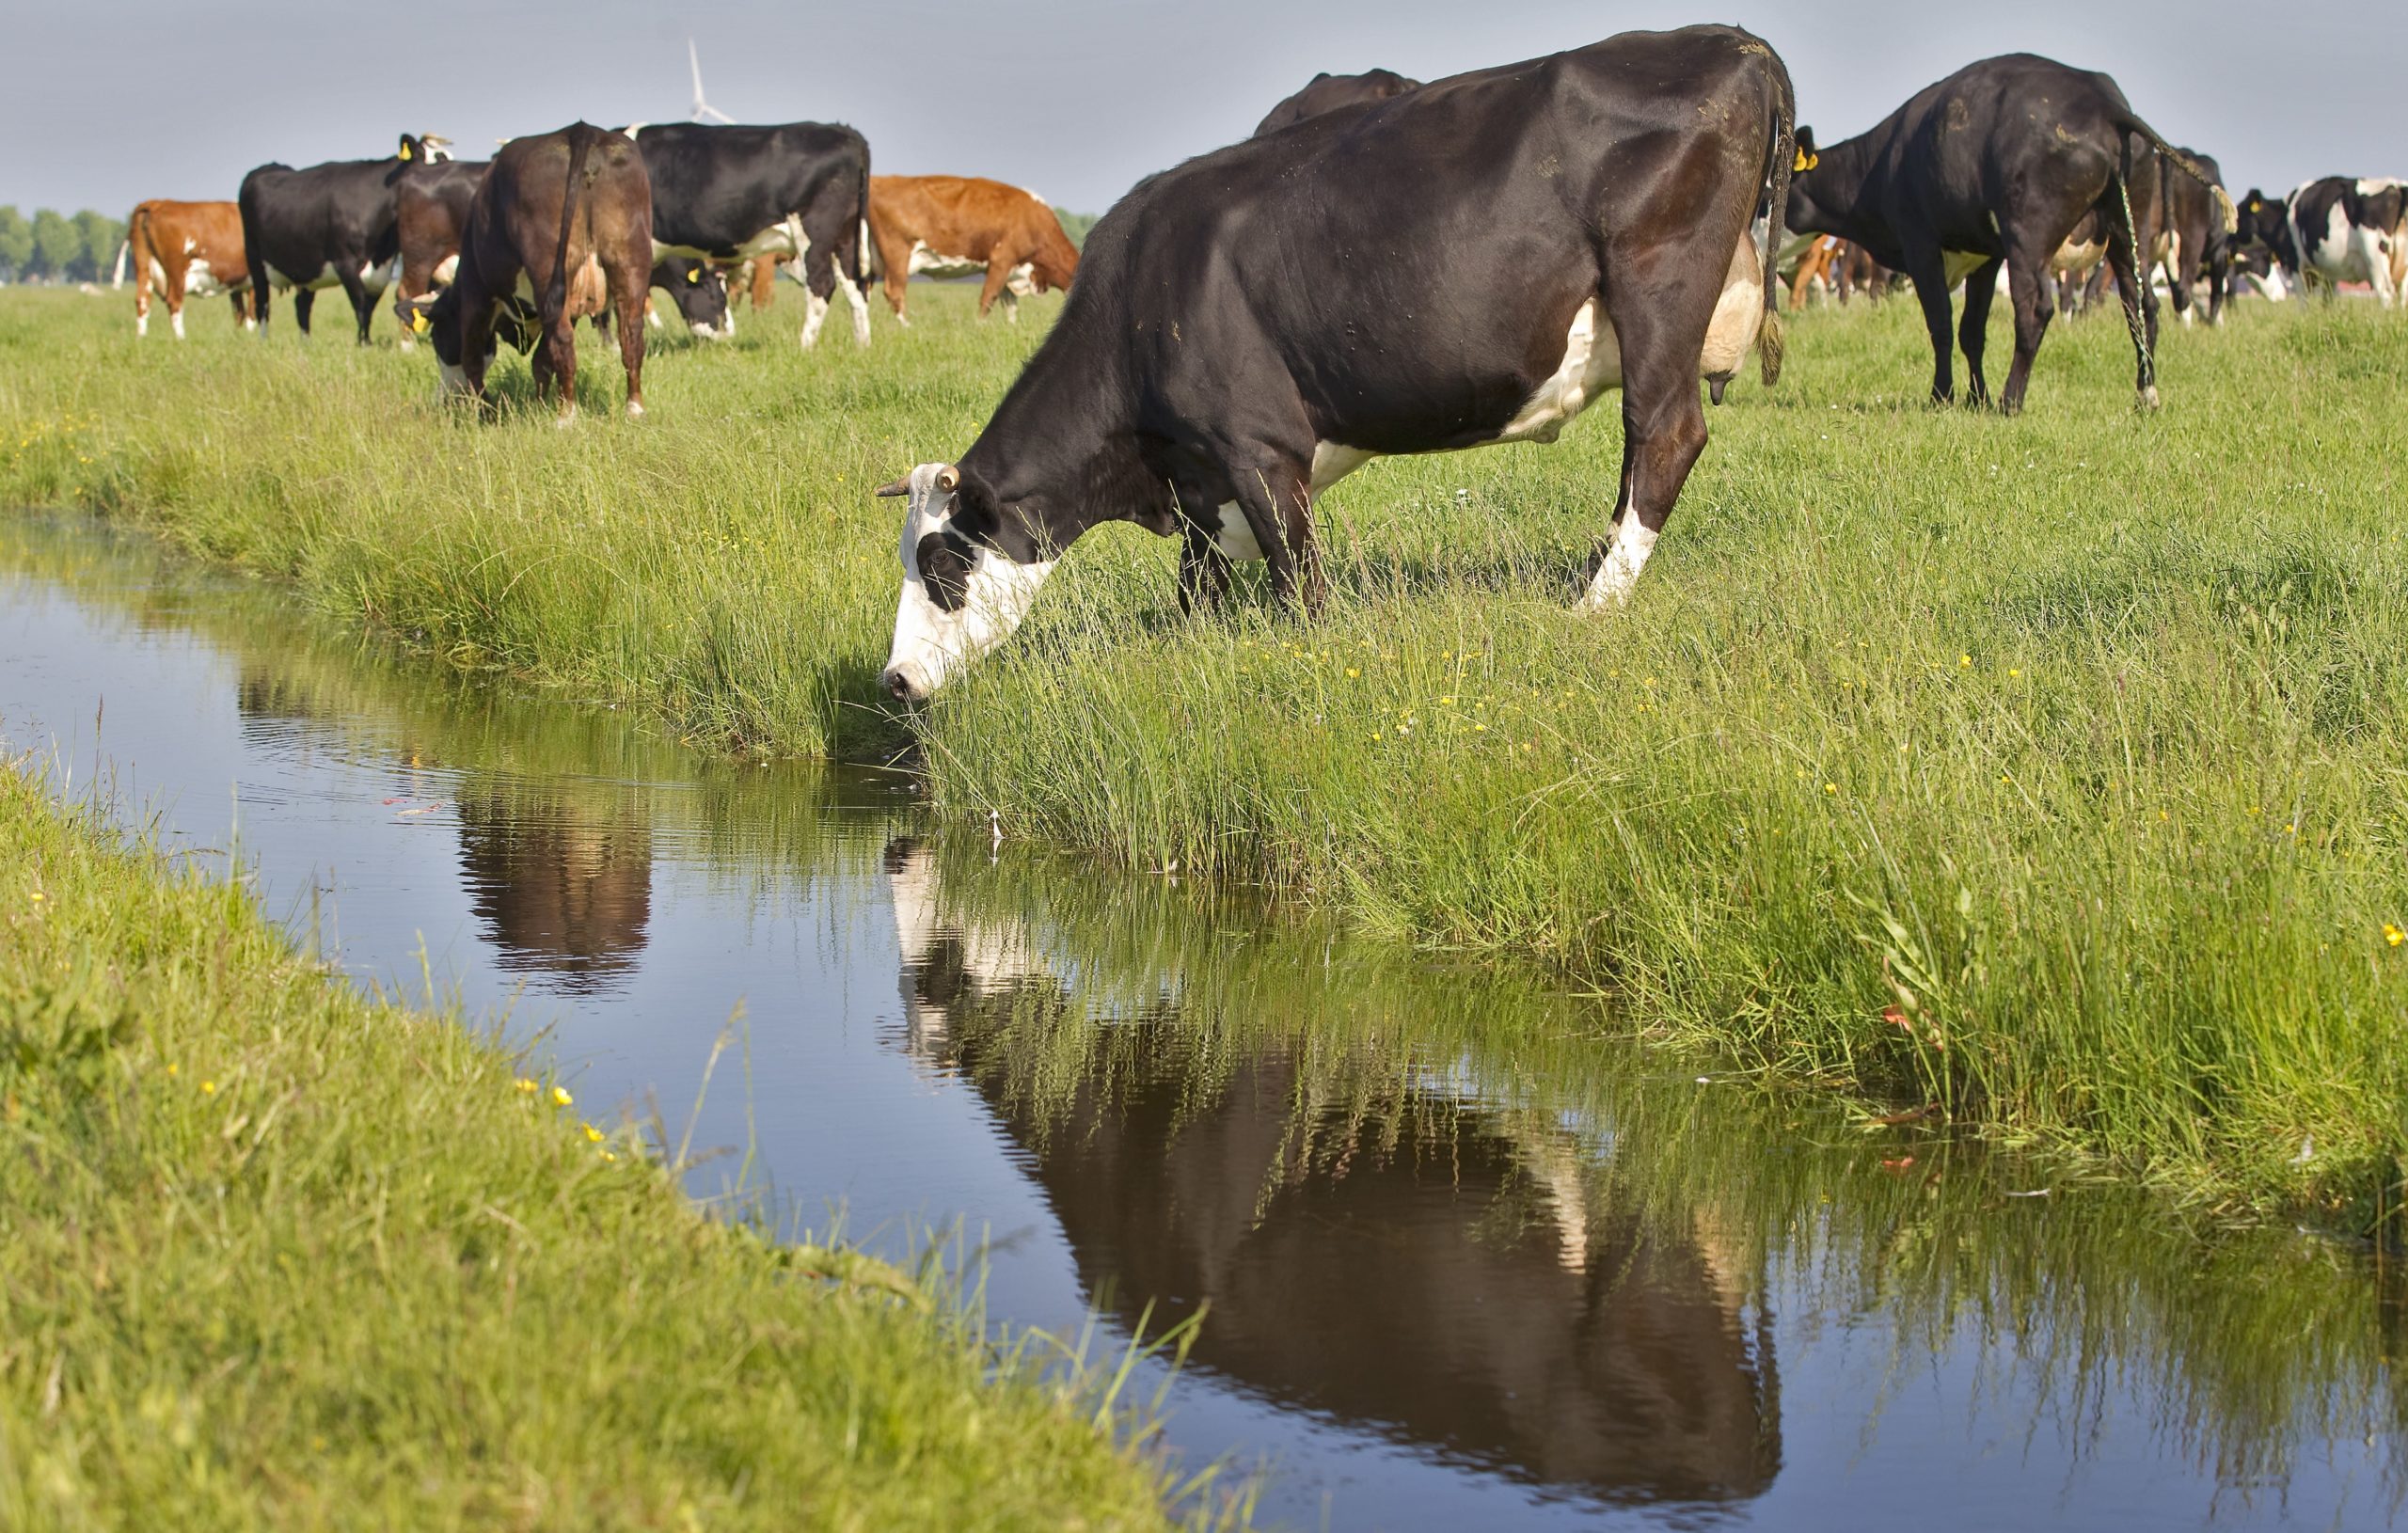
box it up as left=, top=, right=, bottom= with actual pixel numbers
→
left=686, top=267, right=700, bottom=284
left=411, top=310, right=430, bottom=335
left=400, top=142, right=412, bottom=161
left=1794, top=149, right=1818, bottom=173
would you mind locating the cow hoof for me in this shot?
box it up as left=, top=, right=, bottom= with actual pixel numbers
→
left=2140, top=386, right=2162, bottom=412
left=626, top=401, right=645, bottom=419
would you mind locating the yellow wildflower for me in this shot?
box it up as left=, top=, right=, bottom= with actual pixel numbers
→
left=583, top=1123, right=604, bottom=1143
left=2386, top=925, right=2405, bottom=948
left=552, top=1086, right=573, bottom=1108
left=515, top=1078, right=538, bottom=1094
left=200, top=1081, right=216, bottom=1096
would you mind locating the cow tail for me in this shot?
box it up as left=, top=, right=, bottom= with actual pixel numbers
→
left=549, top=122, right=596, bottom=324
left=1758, top=68, right=1794, bottom=388
left=2117, top=111, right=2238, bottom=235
left=849, top=136, right=871, bottom=288
left=113, top=216, right=135, bottom=291
left=2106, top=137, right=2155, bottom=398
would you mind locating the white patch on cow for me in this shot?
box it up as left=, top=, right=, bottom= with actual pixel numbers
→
left=997, top=289, right=1020, bottom=324
left=645, top=308, right=663, bottom=330
left=800, top=291, right=831, bottom=348
left=1212, top=501, right=1263, bottom=561
left=1497, top=298, right=1623, bottom=444
left=906, top=242, right=981, bottom=280
left=432, top=254, right=459, bottom=286
left=1577, top=509, right=1657, bottom=611
left=135, top=311, right=148, bottom=338
left=182, top=258, right=224, bottom=298
left=1310, top=442, right=1374, bottom=492
left=882, top=463, right=1057, bottom=702
left=626, top=400, right=645, bottom=419
left=555, top=404, right=578, bottom=430
left=148, top=258, right=169, bottom=290
left=171, top=310, right=185, bottom=341
left=2050, top=238, right=2104, bottom=277
left=437, top=360, right=472, bottom=397
left=1942, top=250, right=1989, bottom=289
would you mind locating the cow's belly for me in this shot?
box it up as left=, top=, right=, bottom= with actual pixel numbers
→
left=2050, top=238, right=2104, bottom=276
left=902, top=242, right=1037, bottom=293
left=269, top=258, right=398, bottom=292
left=1699, top=233, right=1766, bottom=380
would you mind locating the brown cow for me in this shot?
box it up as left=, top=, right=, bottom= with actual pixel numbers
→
left=117, top=199, right=254, bottom=339
left=402, top=122, right=653, bottom=421
left=863, top=175, right=1078, bottom=325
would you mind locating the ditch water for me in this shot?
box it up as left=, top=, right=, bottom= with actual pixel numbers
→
left=3, top=515, right=2403, bottom=1531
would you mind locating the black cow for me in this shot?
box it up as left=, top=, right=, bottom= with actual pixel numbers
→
left=2236, top=178, right=2407, bottom=307
left=872, top=25, right=1795, bottom=702
left=239, top=132, right=445, bottom=343
left=402, top=123, right=654, bottom=420
left=2155, top=148, right=2233, bottom=326
left=1785, top=55, right=2229, bottom=413
left=1251, top=68, right=1422, bottom=136
left=634, top=121, right=872, bottom=348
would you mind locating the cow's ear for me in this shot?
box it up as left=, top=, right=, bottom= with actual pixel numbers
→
left=398, top=135, right=415, bottom=162
left=950, top=466, right=1003, bottom=528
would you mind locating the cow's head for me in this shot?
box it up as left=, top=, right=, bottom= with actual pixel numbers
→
left=397, top=134, right=453, bottom=166
left=876, top=463, right=1056, bottom=703
left=2233, top=189, right=2295, bottom=266
left=652, top=259, right=731, bottom=339
left=400, top=285, right=492, bottom=397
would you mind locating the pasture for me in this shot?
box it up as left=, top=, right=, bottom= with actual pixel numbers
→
left=3, top=280, right=2404, bottom=1219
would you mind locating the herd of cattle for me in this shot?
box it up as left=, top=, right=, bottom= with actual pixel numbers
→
left=97, top=27, right=2403, bottom=704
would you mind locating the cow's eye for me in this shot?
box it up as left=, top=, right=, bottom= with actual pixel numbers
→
left=915, top=532, right=976, bottom=612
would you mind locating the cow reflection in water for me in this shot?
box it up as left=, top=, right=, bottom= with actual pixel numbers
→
left=455, top=791, right=653, bottom=992
left=884, top=841, right=1779, bottom=1509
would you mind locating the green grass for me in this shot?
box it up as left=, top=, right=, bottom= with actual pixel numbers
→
left=0, top=762, right=1212, bottom=1530
left=4, top=281, right=2405, bottom=1220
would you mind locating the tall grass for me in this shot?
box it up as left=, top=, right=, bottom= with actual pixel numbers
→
left=4, top=283, right=2405, bottom=1215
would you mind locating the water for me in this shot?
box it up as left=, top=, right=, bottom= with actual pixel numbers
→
left=3, top=516, right=2402, bottom=1531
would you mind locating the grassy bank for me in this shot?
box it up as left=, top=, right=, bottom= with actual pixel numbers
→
left=0, top=761, right=1202, bottom=1529
left=4, top=284, right=2405, bottom=1217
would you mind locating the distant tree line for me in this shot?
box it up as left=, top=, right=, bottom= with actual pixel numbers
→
left=0, top=207, right=130, bottom=285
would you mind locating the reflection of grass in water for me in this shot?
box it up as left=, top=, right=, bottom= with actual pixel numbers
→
left=910, top=834, right=2408, bottom=1508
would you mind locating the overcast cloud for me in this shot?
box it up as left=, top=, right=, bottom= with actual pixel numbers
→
left=6, top=2, right=2400, bottom=217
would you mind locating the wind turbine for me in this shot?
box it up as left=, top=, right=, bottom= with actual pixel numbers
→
left=689, top=40, right=735, bottom=124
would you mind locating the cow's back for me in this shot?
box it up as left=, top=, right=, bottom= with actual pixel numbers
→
left=640, top=122, right=867, bottom=250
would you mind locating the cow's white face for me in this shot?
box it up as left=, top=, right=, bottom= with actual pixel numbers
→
left=881, top=463, right=1055, bottom=703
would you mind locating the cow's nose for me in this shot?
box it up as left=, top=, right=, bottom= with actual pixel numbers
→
left=881, top=664, right=927, bottom=704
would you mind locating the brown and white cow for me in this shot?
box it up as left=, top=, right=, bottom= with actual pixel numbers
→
left=863, top=176, right=1079, bottom=325
left=115, top=199, right=254, bottom=339
left=402, top=123, right=654, bottom=421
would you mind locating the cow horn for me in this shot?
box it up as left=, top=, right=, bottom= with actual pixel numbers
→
left=936, top=466, right=960, bottom=492
left=873, top=477, right=912, bottom=498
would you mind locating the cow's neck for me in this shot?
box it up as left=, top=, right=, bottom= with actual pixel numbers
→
left=958, top=339, right=1174, bottom=558
left=1794, top=136, right=1892, bottom=255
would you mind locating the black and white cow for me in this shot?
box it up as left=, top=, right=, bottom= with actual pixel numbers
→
left=633, top=121, right=872, bottom=348
left=1251, top=68, right=1421, bottom=136
left=872, top=25, right=1795, bottom=702
left=239, top=133, right=446, bottom=342
left=1785, top=55, right=2229, bottom=413
left=2236, top=179, right=2407, bottom=308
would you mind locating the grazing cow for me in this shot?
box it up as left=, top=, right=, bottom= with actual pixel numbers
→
left=1786, top=55, right=2229, bottom=412
left=402, top=123, right=654, bottom=420
left=240, top=133, right=449, bottom=342
left=1253, top=69, right=1422, bottom=136
left=863, top=175, right=1080, bottom=325
left=2157, top=148, right=2233, bottom=325
left=115, top=199, right=253, bottom=339
left=872, top=25, right=1796, bottom=703
left=392, top=158, right=729, bottom=339
left=635, top=121, right=873, bottom=348
left=2236, top=179, right=2407, bottom=307
left=390, top=151, right=487, bottom=336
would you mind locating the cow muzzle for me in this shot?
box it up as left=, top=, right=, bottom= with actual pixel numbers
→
left=882, top=661, right=932, bottom=704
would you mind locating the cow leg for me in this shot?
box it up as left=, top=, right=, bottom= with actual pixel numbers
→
left=1998, top=246, right=2053, bottom=416
left=1579, top=285, right=1713, bottom=610
left=1218, top=455, right=1320, bottom=613
left=612, top=266, right=648, bottom=418
left=976, top=261, right=1013, bottom=321
left=338, top=269, right=377, bottom=345
left=2207, top=248, right=2229, bottom=326
left=1957, top=256, right=2002, bottom=408
left=293, top=288, right=316, bottom=335
left=541, top=315, right=579, bottom=423
left=840, top=261, right=871, bottom=345
left=1902, top=248, right=1957, bottom=404
left=1177, top=524, right=1234, bottom=615
left=797, top=241, right=837, bottom=349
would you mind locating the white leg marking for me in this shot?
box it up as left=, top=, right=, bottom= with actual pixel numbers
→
left=1578, top=510, right=1657, bottom=611
left=842, top=273, right=871, bottom=346
left=800, top=292, right=831, bottom=348
left=171, top=310, right=185, bottom=340
left=135, top=312, right=149, bottom=338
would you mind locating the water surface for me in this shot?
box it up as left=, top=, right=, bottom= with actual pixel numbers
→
left=3, top=517, right=2400, bottom=1531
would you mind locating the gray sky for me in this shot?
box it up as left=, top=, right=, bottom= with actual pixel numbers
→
left=6, top=2, right=2400, bottom=217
